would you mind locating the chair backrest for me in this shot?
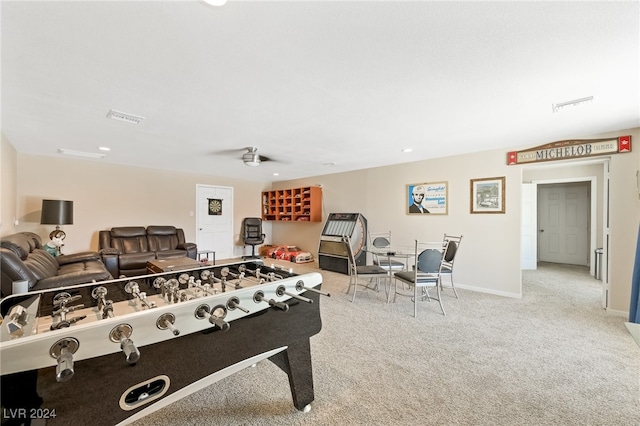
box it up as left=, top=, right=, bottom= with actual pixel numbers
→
left=416, top=249, right=443, bottom=273
left=442, top=234, right=462, bottom=265
left=368, top=231, right=392, bottom=266
left=147, top=226, right=183, bottom=252
left=101, top=227, right=149, bottom=254
left=410, top=240, right=450, bottom=282
left=1, top=232, right=42, bottom=260
left=369, top=231, right=392, bottom=249
left=343, top=235, right=357, bottom=276
left=242, top=218, right=264, bottom=244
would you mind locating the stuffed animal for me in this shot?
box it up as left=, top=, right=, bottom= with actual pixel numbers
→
left=43, top=231, right=65, bottom=257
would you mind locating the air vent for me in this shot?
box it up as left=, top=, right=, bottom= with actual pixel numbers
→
left=552, top=96, right=595, bottom=113
left=107, top=109, right=145, bottom=124
left=58, top=149, right=106, bottom=159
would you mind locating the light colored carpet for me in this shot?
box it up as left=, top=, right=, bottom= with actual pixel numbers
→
left=131, top=261, right=639, bottom=426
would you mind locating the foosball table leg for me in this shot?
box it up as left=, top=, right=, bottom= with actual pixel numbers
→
left=269, top=338, right=315, bottom=412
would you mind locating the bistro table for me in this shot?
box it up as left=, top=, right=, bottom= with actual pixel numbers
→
left=366, top=246, right=415, bottom=302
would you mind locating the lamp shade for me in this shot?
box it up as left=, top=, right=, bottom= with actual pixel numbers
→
left=40, top=200, right=74, bottom=225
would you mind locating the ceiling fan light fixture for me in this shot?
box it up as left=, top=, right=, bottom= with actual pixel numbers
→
left=243, top=153, right=261, bottom=166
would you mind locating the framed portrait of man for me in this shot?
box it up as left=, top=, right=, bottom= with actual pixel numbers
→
left=406, top=182, right=448, bottom=215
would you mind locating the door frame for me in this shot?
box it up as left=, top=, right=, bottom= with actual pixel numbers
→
left=521, top=183, right=537, bottom=270
left=195, top=184, right=234, bottom=261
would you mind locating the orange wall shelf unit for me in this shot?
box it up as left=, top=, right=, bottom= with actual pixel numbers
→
left=262, top=186, right=322, bottom=222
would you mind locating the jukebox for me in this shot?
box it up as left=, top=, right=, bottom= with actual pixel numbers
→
left=317, top=213, right=367, bottom=274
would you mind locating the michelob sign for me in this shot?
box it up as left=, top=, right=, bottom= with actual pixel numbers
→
left=507, top=135, right=631, bottom=165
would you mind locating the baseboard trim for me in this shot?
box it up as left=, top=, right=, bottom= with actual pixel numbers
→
left=452, top=283, right=521, bottom=299
left=606, top=308, right=630, bottom=317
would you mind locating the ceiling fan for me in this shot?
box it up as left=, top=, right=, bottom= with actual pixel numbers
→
left=211, top=146, right=278, bottom=167
left=241, top=147, right=272, bottom=167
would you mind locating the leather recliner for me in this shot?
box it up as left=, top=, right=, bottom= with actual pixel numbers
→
left=99, top=226, right=197, bottom=278
left=0, top=232, right=113, bottom=297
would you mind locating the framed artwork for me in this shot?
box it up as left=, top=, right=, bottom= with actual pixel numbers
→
left=470, top=177, right=506, bottom=214
left=208, top=198, right=222, bottom=215
left=406, top=181, right=448, bottom=215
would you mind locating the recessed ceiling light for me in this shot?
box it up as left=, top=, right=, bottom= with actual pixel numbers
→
left=552, top=96, right=595, bottom=113
left=203, top=0, right=227, bottom=6
left=402, top=148, right=413, bottom=153
left=273, top=173, right=279, bottom=176
left=98, top=146, right=111, bottom=151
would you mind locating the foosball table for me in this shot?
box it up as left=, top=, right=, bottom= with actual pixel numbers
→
left=0, top=259, right=327, bottom=425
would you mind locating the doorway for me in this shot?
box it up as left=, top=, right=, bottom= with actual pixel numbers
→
left=520, top=159, right=609, bottom=309
left=538, top=182, right=590, bottom=266
left=196, top=185, right=234, bottom=261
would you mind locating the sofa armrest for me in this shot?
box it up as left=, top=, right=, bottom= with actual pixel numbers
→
left=177, top=242, right=198, bottom=259
left=57, top=251, right=101, bottom=265
left=99, top=249, right=120, bottom=278
left=0, top=248, right=38, bottom=297
left=176, top=242, right=196, bottom=250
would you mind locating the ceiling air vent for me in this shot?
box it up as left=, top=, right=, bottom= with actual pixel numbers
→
left=107, top=109, right=145, bottom=124
left=58, top=148, right=106, bottom=159
left=552, top=96, right=594, bottom=113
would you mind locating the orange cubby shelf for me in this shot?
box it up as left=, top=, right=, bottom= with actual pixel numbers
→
left=261, top=186, right=322, bottom=222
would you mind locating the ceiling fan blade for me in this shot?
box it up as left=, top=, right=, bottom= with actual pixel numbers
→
left=210, top=148, right=244, bottom=156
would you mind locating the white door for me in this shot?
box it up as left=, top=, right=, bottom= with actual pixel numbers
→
left=196, top=185, right=234, bottom=261
left=538, top=183, right=589, bottom=265
left=521, top=183, right=537, bottom=270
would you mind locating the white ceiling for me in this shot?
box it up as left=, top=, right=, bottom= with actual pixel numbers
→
left=2, top=1, right=639, bottom=182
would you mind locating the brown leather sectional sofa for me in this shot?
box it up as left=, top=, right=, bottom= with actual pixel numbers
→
left=0, top=232, right=113, bottom=297
left=99, top=226, right=197, bottom=278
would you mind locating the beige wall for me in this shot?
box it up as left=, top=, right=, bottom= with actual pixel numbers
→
left=275, top=128, right=640, bottom=314
left=274, top=147, right=523, bottom=298
left=1, top=134, right=18, bottom=235
left=7, top=154, right=269, bottom=257
left=3, top=128, right=638, bottom=314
